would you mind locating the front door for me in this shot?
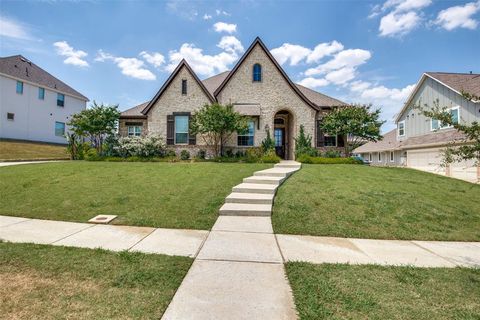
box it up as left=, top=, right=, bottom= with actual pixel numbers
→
left=274, top=128, right=285, bottom=159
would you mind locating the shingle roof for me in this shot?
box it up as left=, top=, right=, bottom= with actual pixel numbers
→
left=294, top=83, right=346, bottom=107
left=120, top=69, right=345, bottom=118
left=120, top=102, right=148, bottom=118
left=202, top=71, right=230, bottom=97
left=426, top=72, right=480, bottom=98
left=354, top=129, right=400, bottom=153
left=400, top=129, right=467, bottom=148
left=354, top=128, right=468, bottom=153
left=0, top=55, right=88, bottom=101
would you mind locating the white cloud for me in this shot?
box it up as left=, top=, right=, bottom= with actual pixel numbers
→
left=346, top=81, right=416, bottom=131
left=270, top=43, right=312, bottom=66
left=217, top=35, right=244, bottom=53
left=306, top=41, right=344, bottom=63
left=373, top=0, right=433, bottom=37
left=297, top=77, right=330, bottom=89
left=139, top=51, right=165, bottom=68
left=350, top=80, right=372, bottom=92
left=0, top=15, right=31, bottom=40
left=213, top=22, right=237, bottom=33
left=95, top=50, right=156, bottom=80
left=216, top=9, right=231, bottom=16
left=165, top=36, right=244, bottom=77
left=270, top=41, right=344, bottom=66
left=435, top=1, right=480, bottom=30
left=305, top=49, right=371, bottom=76
left=379, top=11, right=421, bottom=37
left=325, top=67, right=356, bottom=85
left=360, top=83, right=415, bottom=101
left=203, top=14, right=212, bottom=20
left=53, top=41, right=89, bottom=67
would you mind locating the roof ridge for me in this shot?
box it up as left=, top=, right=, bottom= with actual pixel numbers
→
left=426, top=71, right=480, bottom=76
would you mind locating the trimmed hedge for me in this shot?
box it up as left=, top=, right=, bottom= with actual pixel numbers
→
left=297, top=154, right=363, bottom=164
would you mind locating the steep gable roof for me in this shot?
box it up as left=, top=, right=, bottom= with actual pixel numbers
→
left=213, top=37, right=321, bottom=111
left=0, top=55, right=88, bottom=101
left=202, top=71, right=230, bottom=97
left=394, top=72, right=480, bottom=122
left=141, top=59, right=215, bottom=115
left=294, top=83, right=345, bottom=108
left=426, top=72, right=480, bottom=98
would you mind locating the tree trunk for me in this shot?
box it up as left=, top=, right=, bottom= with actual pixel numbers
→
left=344, top=135, right=349, bottom=157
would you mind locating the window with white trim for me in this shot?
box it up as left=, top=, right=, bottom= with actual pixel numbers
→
left=38, top=87, right=45, bottom=100
left=369, top=153, right=372, bottom=162
left=57, top=93, right=65, bottom=107
left=7, top=113, right=14, bottom=121
left=127, top=125, right=142, bottom=136
left=390, top=151, right=394, bottom=162
left=378, top=152, right=382, bottom=162
left=431, top=106, right=459, bottom=130
left=238, top=120, right=255, bottom=146
left=398, top=121, right=405, bottom=137
left=175, top=115, right=189, bottom=144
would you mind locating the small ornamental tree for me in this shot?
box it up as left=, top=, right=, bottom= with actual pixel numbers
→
left=417, top=93, right=480, bottom=166
left=68, top=101, right=120, bottom=153
left=320, top=104, right=384, bottom=156
left=190, top=103, right=248, bottom=157
left=261, top=128, right=275, bottom=153
left=294, top=125, right=316, bottom=157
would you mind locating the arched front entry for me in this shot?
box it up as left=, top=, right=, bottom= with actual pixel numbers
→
left=273, top=110, right=294, bottom=160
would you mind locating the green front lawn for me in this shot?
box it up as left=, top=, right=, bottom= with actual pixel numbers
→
left=0, top=242, right=192, bottom=319
left=0, top=140, right=68, bottom=160
left=0, top=161, right=270, bottom=229
left=286, top=262, right=480, bottom=320
left=273, top=165, right=480, bottom=241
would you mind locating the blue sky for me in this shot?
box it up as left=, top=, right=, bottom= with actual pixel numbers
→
left=1, top=0, right=479, bottom=131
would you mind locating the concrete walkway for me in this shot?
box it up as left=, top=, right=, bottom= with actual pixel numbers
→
left=161, top=161, right=302, bottom=320
left=0, top=160, right=63, bottom=167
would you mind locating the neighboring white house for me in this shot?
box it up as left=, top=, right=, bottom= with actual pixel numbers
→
left=0, top=55, right=88, bottom=144
left=355, top=72, right=480, bottom=183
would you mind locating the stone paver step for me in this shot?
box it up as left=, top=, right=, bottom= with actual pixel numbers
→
left=232, top=183, right=278, bottom=194
left=219, top=203, right=272, bottom=216
left=243, top=175, right=285, bottom=185
left=254, top=167, right=298, bottom=177
left=274, top=163, right=301, bottom=169
left=225, top=192, right=274, bottom=204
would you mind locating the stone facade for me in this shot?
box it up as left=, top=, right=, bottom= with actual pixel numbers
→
left=147, top=66, right=212, bottom=143
left=118, top=118, right=148, bottom=137
left=119, top=38, right=346, bottom=160
left=217, top=44, right=317, bottom=159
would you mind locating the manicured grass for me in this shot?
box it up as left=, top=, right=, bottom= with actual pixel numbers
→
left=0, top=161, right=270, bottom=229
left=0, top=242, right=192, bottom=319
left=286, top=262, right=480, bottom=320
left=273, top=164, right=480, bottom=241
left=0, top=140, right=68, bottom=160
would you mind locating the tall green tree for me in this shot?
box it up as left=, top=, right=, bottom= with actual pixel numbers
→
left=190, top=103, right=248, bottom=157
left=418, top=93, right=480, bottom=165
left=320, top=104, right=384, bottom=156
left=68, top=101, right=120, bottom=153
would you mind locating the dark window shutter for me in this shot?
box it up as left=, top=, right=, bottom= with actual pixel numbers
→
left=188, top=113, right=196, bottom=145
left=337, top=135, right=345, bottom=147
left=167, top=115, right=174, bottom=145
left=316, top=120, right=325, bottom=147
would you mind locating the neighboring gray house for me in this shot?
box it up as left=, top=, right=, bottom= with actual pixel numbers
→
left=355, top=72, right=480, bottom=183
left=119, top=37, right=346, bottom=159
left=0, top=55, right=88, bottom=144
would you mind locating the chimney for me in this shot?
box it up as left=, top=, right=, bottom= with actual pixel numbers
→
left=470, top=71, right=473, bottom=74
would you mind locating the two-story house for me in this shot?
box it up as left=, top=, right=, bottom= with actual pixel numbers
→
left=118, top=37, right=346, bottom=159
left=355, top=72, right=480, bottom=183
left=0, top=55, right=88, bottom=144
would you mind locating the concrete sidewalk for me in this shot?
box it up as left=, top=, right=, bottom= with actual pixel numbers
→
left=0, top=215, right=208, bottom=257
left=2, top=214, right=479, bottom=267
